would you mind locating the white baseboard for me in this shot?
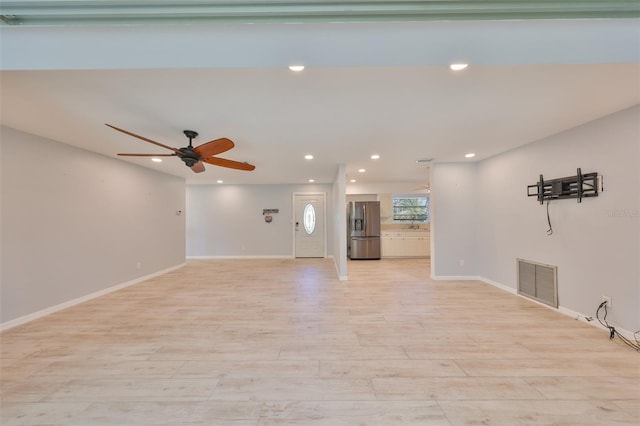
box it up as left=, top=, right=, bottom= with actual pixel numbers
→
left=187, top=255, right=293, bottom=260
left=477, top=276, right=637, bottom=343
left=431, top=274, right=482, bottom=281
left=331, top=256, right=348, bottom=281
left=478, top=276, right=517, bottom=294
left=0, top=262, right=186, bottom=332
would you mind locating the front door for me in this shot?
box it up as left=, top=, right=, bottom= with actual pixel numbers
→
left=294, top=193, right=325, bottom=258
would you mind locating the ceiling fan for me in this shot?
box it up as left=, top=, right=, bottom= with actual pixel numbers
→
left=412, top=184, right=431, bottom=193
left=106, top=124, right=255, bottom=173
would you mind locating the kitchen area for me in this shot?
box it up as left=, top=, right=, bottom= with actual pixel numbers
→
left=348, top=190, right=430, bottom=260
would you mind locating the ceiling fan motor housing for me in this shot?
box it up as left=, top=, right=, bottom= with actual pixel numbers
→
left=179, top=130, right=201, bottom=167
left=178, top=147, right=201, bottom=166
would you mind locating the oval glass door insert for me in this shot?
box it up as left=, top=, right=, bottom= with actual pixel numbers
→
left=303, top=203, right=316, bottom=235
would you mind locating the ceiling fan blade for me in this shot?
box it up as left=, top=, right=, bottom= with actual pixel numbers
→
left=202, top=156, right=255, bottom=171
left=193, top=138, right=235, bottom=159
left=117, top=153, right=176, bottom=157
left=106, top=124, right=182, bottom=155
left=191, top=161, right=206, bottom=173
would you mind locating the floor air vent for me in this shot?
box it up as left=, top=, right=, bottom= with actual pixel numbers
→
left=517, top=259, right=558, bottom=308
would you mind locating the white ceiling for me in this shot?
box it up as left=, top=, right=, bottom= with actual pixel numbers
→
left=1, top=19, right=639, bottom=185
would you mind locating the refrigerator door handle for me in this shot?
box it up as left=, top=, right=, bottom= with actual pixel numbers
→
left=362, top=203, right=366, bottom=233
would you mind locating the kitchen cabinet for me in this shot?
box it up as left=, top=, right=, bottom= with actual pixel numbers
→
left=381, top=231, right=429, bottom=258
left=381, top=231, right=403, bottom=257
left=418, top=237, right=430, bottom=257
left=406, top=231, right=430, bottom=257
left=381, top=233, right=394, bottom=256
left=404, top=236, right=422, bottom=256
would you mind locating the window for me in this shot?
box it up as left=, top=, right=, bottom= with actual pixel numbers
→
left=392, top=196, right=430, bottom=222
left=303, top=203, right=316, bottom=234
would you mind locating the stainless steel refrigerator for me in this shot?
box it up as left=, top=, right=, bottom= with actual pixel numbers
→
left=349, top=201, right=381, bottom=260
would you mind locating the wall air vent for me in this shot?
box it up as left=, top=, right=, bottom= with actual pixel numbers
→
left=517, top=259, right=558, bottom=308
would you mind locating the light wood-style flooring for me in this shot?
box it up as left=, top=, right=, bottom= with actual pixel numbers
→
left=1, top=258, right=639, bottom=425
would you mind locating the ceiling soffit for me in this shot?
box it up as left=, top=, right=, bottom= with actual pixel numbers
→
left=1, top=1, right=639, bottom=26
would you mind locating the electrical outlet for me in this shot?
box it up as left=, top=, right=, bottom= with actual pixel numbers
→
left=602, top=295, right=612, bottom=308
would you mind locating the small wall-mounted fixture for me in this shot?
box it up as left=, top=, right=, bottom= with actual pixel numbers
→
left=263, top=208, right=279, bottom=223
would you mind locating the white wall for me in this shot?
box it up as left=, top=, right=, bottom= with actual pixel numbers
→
left=431, top=106, right=639, bottom=331
left=477, top=106, right=639, bottom=331
left=333, top=164, right=348, bottom=280
left=1, top=126, right=186, bottom=324
left=186, top=183, right=334, bottom=257
left=430, top=163, right=479, bottom=278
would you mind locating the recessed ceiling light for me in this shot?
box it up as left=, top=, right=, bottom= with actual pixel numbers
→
left=371, top=154, right=380, bottom=160
left=350, top=179, right=356, bottom=183
left=217, top=180, right=224, bottom=183
left=358, top=168, right=366, bottom=173
left=450, top=63, right=469, bottom=71
left=304, top=154, right=314, bottom=160
left=289, top=65, right=305, bottom=72
left=151, top=158, right=162, bottom=163
left=308, top=179, right=315, bottom=183
left=465, top=153, right=476, bottom=158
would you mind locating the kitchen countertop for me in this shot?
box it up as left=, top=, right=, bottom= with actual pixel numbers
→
left=382, top=229, right=430, bottom=233
left=381, top=225, right=430, bottom=232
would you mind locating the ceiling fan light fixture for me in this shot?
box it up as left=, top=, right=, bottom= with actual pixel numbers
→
left=304, top=154, right=314, bottom=160
left=289, top=65, right=305, bottom=72
left=465, top=153, right=476, bottom=158
left=358, top=168, right=366, bottom=173
left=350, top=179, right=356, bottom=183
left=217, top=180, right=224, bottom=183
left=308, top=179, right=315, bottom=183
left=371, top=154, right=380, bottom=160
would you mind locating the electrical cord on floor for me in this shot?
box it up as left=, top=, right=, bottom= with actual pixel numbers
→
left=596, top=301, right=640, bottom=352
left=546, top=199, right=553, bottom=236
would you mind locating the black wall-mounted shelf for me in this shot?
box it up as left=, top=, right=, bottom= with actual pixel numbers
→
left=527, top=168, right=600, bottom=204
